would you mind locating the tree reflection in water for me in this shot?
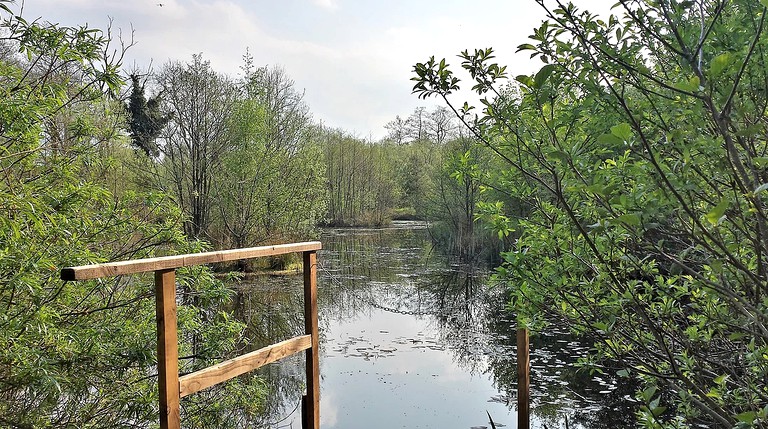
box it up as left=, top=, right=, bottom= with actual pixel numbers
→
left=232, top=224, right=638, bottom=428
left=414, top=263, right=638, bottom=428
left=230, top=275, right=307, bottom=427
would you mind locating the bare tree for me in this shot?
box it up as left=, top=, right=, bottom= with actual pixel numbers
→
left=427, top=106, right=456, bottom=145
left=157, top=54, right=238, bottom=239
left=405, top=106, right=427, bottom=142
left=384, top=115, right=407, bottom=145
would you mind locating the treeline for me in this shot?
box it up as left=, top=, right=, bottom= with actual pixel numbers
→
left=128, top=45, right=502, bottom=257
left=125, top=52, right=495, bottom=259
left=320, top=108, right=446, bottom=227
left=127, top=53, right=326, bottom=254
left=320, top=107, right=503, bottom=259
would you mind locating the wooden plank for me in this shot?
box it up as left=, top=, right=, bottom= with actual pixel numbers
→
left=179, top=335, right=312, bottom=398
left=61, top=241, right=322, bottom=280
left=303, top=251, right=320, bottom=429
left=156, top=269, right=180, bottom=429
left=517, top=327, right=530, bottom=429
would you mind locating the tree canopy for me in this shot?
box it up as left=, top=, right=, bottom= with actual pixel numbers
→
left=413, top=0, right=768, bottom=426
left=0, top=4, right=266, bottom=427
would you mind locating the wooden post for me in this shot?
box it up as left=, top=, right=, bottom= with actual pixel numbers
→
left=302, top=251, right=320, bottom=429
left=517, top=327, right=530, bottom=429
left=156, top=269, right=180, bottom=429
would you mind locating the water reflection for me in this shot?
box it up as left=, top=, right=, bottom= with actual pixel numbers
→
left=229, top=276, right=306, bottom=427
left=232, top=224, right=637, bottom=428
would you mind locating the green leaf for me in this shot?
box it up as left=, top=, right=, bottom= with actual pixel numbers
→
left=706, top=388, right=722, bottom=399
left=597, top=133, right=623, bottom=146
left=673, top=79, right=696, bottom=92
left=650, top=397, right=660, bottom=410
left=688, top=75, right=700, bottom=91
left=736, top=411, right=757, bottom=424
left=585, top=184, right=607, bottom=195
left=761, top=0, right=768, bottom=8
left=706, top=198, right=730, bottom=225
left=593, top=321, right=608, bottom=331
left=534, top=64, right=557, bottom=88
left=610, top=123, right=632, bottom=142
left=614, top=213, right=640, bottom=226
left=515, top=74, right=534, bottom=88
left=710, top=52, right=732, bottom=76
left=671, top=74, right=701, bottom=92
left=755, top=183, right=768, bottom=195
left=516, top=43, right=536, bottom=52
left=616, top=369, right=630, bottom=377
left=754, top=157, right=768, bottom=168
left=641, top=386, right=657, bottom=402
left=547, top=150, right=569, bottom=162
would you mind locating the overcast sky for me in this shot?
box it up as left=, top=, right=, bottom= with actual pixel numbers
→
left=16, top=0, right=615, bottom=140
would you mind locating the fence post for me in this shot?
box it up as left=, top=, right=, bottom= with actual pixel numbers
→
left=517, top=327, right=530, bottom=429
left=302, top=251, right=320, bottom=429
left=156, top=269, right=180, bottom=429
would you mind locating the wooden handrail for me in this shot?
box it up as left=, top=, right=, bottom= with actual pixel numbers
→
left=60, top=241, right=322, bottom=429
left=179, top=335, right=312, bottom=398
left=61, top=241, right=322, bottom=280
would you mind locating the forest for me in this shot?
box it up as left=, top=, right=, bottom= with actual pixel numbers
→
left=2, top=0, right=768, bottom=427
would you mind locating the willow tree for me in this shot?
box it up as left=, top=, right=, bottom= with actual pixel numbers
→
left=414, top=0, right=768, bottom=426
left=0, top=3, right=261, bottom=427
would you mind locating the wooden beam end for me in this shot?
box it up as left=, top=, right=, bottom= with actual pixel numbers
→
left=60, top=268, right=77, bottom=281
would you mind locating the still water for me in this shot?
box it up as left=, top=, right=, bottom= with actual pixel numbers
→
left=234, top=223, right=636, bottom=428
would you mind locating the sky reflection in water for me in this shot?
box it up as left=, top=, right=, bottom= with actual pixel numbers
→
left=240, top=224, right=636, bottom=429
left=320, top=308, right=514, bottom=429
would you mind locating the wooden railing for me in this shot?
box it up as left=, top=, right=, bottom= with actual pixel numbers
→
left=60, top=241, right=322, bottom=429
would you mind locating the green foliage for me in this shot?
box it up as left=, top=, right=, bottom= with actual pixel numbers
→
left=0, top=5, right=265, bottom=427
left=209, top=61, right=327, bottom=251
left=150, top=54, right=326, bottom=250
left=423, top=135, right=502, bottom=259
left=412, top=56, right=460, bottom=100
left=413, top=0, right=768, bottom=426
left=322, top=128, right=399, bottom=226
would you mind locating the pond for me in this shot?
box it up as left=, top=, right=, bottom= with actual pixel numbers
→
left=232, top=222, right=637, bottom=428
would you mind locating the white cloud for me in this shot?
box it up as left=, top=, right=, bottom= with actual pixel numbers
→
left=320, top=389, right=339, bottom=426
left=14, top=0, right=618, bottom=140
left=311, top=0, right=339, bottom=10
